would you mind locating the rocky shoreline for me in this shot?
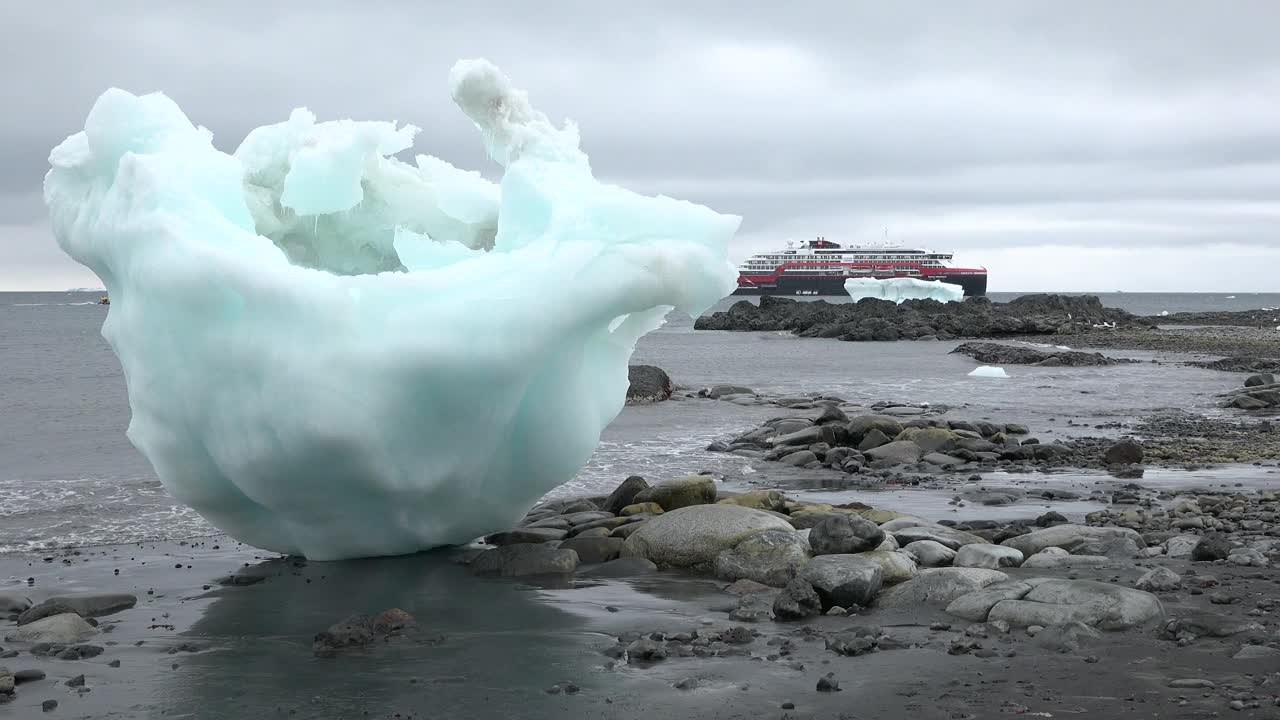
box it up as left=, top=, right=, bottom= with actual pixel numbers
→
left=951, top=341, right=1137, bottom=367
left=694, top=294, right=1151, bottom=341
left=2, top=458, right=1278, bottom=717
left=695, top=385, right=1280, bottom=477
left=453, top=471, right=1280, bottom=715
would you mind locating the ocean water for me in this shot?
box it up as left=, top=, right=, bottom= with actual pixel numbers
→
left=2, top=290, right=1277, bottom=553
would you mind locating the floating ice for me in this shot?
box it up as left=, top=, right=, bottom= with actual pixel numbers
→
left=968, top=366, right=1010, bottom=378
left=844, top=277, right=964, bottom=304
left=44, top=60, right=739, bottom=560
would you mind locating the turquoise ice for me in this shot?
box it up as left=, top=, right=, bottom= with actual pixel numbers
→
left=844, top=277, right=965, bottom=304
left=44, top=60, right=739, bottom=560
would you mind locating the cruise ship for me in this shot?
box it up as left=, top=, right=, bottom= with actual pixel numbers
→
left=732, top=237, right=988, bottom=296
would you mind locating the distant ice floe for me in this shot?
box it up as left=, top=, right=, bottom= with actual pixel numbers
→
left=44, top=60, right=739, bottom=560
left=968, top=366, right=1010, bottom=378
left=844, top=277, right=964, bottom=304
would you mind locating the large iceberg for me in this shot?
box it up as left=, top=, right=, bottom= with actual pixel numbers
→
left=844, top=277, right=964, bottom=304
left=44, top=60, right=739, bottom=560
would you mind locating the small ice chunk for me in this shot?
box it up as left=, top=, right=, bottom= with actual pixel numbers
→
left=968, top=366, right=1009, bottom=378
left=844, top=277, right=964, bottom=304
left=1159, top=310, right=1169, bottom=316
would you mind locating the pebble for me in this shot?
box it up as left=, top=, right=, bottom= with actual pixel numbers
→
left=1168, top=679, right=1215, bottom=689
left=42, top=700, right=58, bottom=713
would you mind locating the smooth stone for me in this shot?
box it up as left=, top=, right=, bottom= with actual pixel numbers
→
left=954, top=545, right=1024, bottom=569
left=856, top=550, right=917, bottom=584
left=894, top=427, right=959, bottom=453
left=809, top=514, right=885, bottom=555
left=620, top=502, right=663, bottom=516
left=580, top=557, right=658, bottom=577
left=566, top=517, right=632, bottom=537
left=1021, top=553, right=1119, bottom=569
left=922, top=452, right=965, bottom=467
left=620, top=504, right=793, bottom=570
left=1135, top=567, right=1182, bottom=593
left=800, top=555, right=883, bottom=609
left=945, top=580, right=1036, bottom=622
left=892, top=525, right=989, bottom=551
left=558, top=536, right=625, bottom=564
left=1163, top=535, right=1200, bottom=558
left=632, top=474, right=717, bottom=511
left=4, top=613, right=98, bottom=645
left=862, top=440, right=922, bottom=465
left=1233, top=645, right=1280, bottom=660
left=484, top=527, right=568, bottom=545
left=987, top=579, right=1163, bottom=630
left=876, top=568, right=1009, bottom=609
left=560, top=511, right=615, bottom=526
left=12, top=668, right=45, bottom=686
left=714, top=529, right=812, bottom=588
left=468, top=544, right=579, bottom=577
left=903, top=540, right=957, bottom=567
left=1001, top=525, right=1144, bottom=556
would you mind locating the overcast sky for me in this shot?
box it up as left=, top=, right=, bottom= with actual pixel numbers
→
left=3, top=1, right=1278, bottom=291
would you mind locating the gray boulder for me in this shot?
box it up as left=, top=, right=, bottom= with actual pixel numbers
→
left=580, top=557, right=658, bottom=577
left=954, top=544, right=1024, bottom=569
left=1021, top=553, right=1119, bottom=569
left=1001, top=524, right=1144, bottom=556
left=1163, top=534, right=1200, bottom=558
left=945, top=580, right=1036, bottom=622
left=469, top=544, right=580, bottom=577
left=1103, top=439, right=1144, bottom=465
left=847, top=415, right=905, bottom=442
left=1135, top=567, right=1182, bottom=593
left=903, top=540, right=957, bottom=567
left=627, top=366, right=673, bottom=403
left=558, top=536, right=625, bottom=564
left=714, top=529, right=811, bottom=587
left=633, top=474, right=717, bottom=510
left=484, top=527, right=568, bottom=545
left=891, top=524, right=989, bottom=550
left=863, top=440, right=922, bottom=465
left=876, top=568, right=1009, bottom=609
left=1072, top=537, right=1140, bottom=559
left=987, top=579, right=1163, bottom=630
left=856, top=550, right=918, bottom=584
left=1191, top=533, right=1231, bottom=561
left=601, top=475, right=649, bottom=514
left=800, top=555, right=883, bottom=609
left=809, top=514, right=885, bottom=555
left=772, top=578, right=822, bottom=620
left=621, top=504, right=793, bottom=569
left=5, top=613, right=98, bottom=644
left=857, top=428, right=892, bottom=451
left=894, top=427, right=959, bottom=453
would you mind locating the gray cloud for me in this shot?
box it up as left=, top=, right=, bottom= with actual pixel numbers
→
left=2, top=1, right=1279, bottom=290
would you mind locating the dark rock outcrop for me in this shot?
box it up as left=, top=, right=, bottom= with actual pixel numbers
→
left=626, top=365, right=674, bottom=403
left=695, top=294, right=1150, bottom=341
left=951, top=342, right=1134, bottom=367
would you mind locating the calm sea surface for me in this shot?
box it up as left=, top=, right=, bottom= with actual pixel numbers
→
left=2, top=290, right=1278, bottom=552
